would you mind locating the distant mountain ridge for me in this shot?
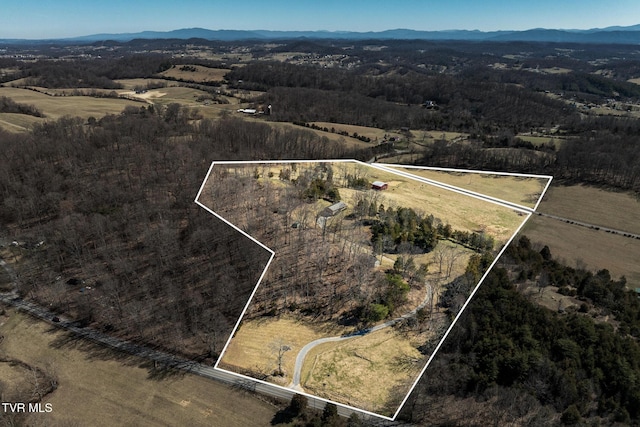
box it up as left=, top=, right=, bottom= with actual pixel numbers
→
left=4, top=25, right=640, bottom=44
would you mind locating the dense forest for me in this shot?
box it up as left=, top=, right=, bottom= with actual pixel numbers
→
left=399, top=239, right=640, bottom=425
left=0, top=106, right=365, bottom=360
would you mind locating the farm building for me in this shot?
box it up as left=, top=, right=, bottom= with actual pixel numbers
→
left=371, top=181, right=388, bottom=190
left=320, top=201, right=347, bottom=217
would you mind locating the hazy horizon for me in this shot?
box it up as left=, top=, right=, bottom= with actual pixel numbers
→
left=2, top=0, right=640, bottom=40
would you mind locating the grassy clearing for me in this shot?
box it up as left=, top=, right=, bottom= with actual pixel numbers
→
left=301, top=328, right=423, bottom=416
left=0, top=310, right=275, bottom=427
left=159, top=65, right=229, bottom=83
left=349, top=164, right=526, bottom=243
left=114, top=78, right=175, bottom=90
left=629, top=77, right=640, bottom=85
left=411, top=130, right=469, bottom=142
left=0, top=87, right=141, bottom=120
left=0, top=361, right=33, bottom=401
left=263, top=121, right=373, bottom=149
left=382, top=165, right=547, bottom=210
left=539, top=184, right=640, bottom=235
left=220, top=316, right=350, bottom=384
left=539, top=67, right=572, bottom=74
left=522, top=215, right=640, bottom=286
left=310, top=121, right=403, bottom=142
left=0, top=113, right=44, bottom=132
left=516, top=134, right=568, bottom=149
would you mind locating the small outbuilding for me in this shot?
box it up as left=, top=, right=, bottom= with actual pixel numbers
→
left=321, top=201, right=347, bottom=217
left=371, top=181, right=388, bottom=191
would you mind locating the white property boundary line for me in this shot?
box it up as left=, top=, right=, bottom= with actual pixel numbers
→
left=194, top=159, right=553, bottom=421
left=374, top=163, right=553, bottom=214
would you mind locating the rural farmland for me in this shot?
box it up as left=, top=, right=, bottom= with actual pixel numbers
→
left=203, top=160, right=540, bottom=417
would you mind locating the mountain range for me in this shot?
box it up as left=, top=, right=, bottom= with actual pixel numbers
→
left=4, top=25, right=640, bottom=44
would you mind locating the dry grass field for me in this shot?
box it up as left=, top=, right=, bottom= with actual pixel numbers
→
left=159, top=65, right=230, bottom=83
left=220, top=316, right=350, bottom=383
left=0, top=87, right=142, bottom=121
left=114, top=78, right=175, bottom=90
left=216, top=162, right=527, bottom=243
left=516, top=134, right=568, bottom=149
left=410, top=130, right=469, bottom=142
left=264, top=121, right=373, bottom=149
left=382, top=165, right=548, bottom=210
left=310, top=122, right=404, bottom=143
left=300, top=328, right=424, bottom=416
left=538, top=184, right=640, bottom=235
left=522, top=215, right=640, bottom=285
left=359, top=164, right=527, bottom=243
left=0, top=112, right=44, bottom=132
left=0, top=310, right=276, bottom=427
left=0, top=360, right=34, bottom=401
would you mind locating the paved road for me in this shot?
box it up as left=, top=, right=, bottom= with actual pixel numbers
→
left=0, top=286, right=400, bottom=420
left=291, top=284, right=433, bottom=390
left=0, top=255, right=415, bottom=423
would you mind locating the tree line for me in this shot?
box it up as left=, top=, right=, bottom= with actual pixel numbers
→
left=400, top=238, right=640, bottom=425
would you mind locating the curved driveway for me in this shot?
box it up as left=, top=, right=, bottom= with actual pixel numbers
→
left=291, top=283, right=432, bottom=390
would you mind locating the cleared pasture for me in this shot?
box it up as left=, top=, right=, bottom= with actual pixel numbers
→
left=310, top=121, right=403, bottom=143
left=357, top=164, right=527, bottom=243
left=159, top=65, right=230, bottom=83
left=383, top=165, right=548, bottom=210
left=0, top=112, right=44, bottom=132
left=410, top=130, right=469, bottom=142
left=516, top=134, right=568, bottom=149
left=0, top=310, right=275, bottom=427
left=300, top=328, right=424, bottom=416
left=539, top=184, right=640, bottom=235
left=114, top=78, right=175, bottom=90
left=0, top=360, right=33, bottom=401
left=220, top=316, right=350, bottom=385
left=0, top=87, right=142, bottom=120
left=522, top=215, right=640, bottom=286
left=263, top=121, right=374, bottom=149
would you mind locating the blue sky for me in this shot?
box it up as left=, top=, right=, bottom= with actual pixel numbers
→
left=2, top=0, right=640, bottom=39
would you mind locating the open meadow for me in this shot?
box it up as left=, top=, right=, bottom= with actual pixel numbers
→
left=538, top=184, right=640, bottom=235
left=0, top=309, right=276, bottom=427
left=0, top=87, right=142, bottom=124
left=0, top=112, right=43, bottom=132
left=158, top=64, right=229, bottom=83
left=310, top=121, right=405, bottom=143
left=522, top=214, right=640, bottom=286
left=219, top=316, right=350, bottom=383
left=300, top=328, right=425, bottom=416
left=363, top=164, right=528, bottom=243
left=381, top=165, right=549, bottom=210
left=519, top=183, right=640, bottom=286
